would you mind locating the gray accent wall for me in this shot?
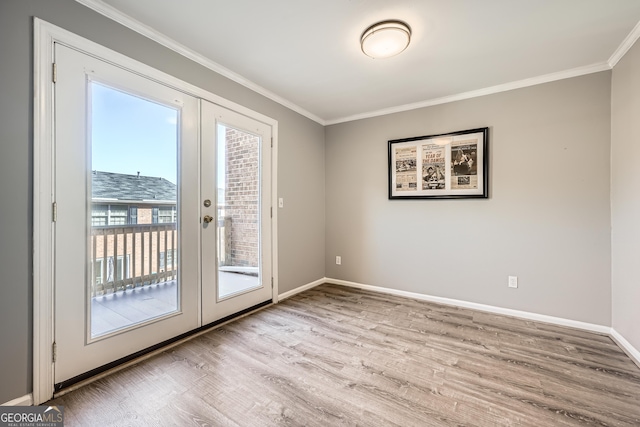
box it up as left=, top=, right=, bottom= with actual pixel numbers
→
left=611, top=39, right=640, bottom=352
left=0, top=0, right=325, bottom=404
left=325, top=72, right=612, bottom=326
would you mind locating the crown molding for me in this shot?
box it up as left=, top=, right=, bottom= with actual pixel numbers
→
left=325, top=62, right=611, bottom=125
left=608, top=19, right=640, bottom=68
left=73, top=0, right=632, bottom=127
left=73, top=0, right=326, bottom=125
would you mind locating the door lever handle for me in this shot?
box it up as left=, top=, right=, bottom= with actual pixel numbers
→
left=203, top=215, right=214, bottom=224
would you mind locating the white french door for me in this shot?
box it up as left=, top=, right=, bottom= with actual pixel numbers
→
left=53, top=43, right=200, bottom=384
left=52, top=43, right=273, bottom=386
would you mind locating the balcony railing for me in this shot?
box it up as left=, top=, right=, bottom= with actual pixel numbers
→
left=91, top=223, right=177, bottom=297
left=90, top=212, right=233, bottom=297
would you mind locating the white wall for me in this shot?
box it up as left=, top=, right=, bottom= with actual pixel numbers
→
left=326, top=72, right=612, bottom=326
left=611, top=38, right=640, bottom=352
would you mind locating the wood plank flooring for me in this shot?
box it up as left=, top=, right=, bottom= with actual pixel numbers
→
left=48, top=284, right=640, bottom=426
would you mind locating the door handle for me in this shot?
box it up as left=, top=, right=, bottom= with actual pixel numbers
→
left=203, top=215, right=214, bottom=224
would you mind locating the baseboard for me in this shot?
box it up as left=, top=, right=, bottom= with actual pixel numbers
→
left=284, top=278, right=640, bottom=371
left=1, top=393, right=33, bottom=407
left=610, top=329, right=640, bottom=369
left=278, top=278, right=325, bottom=301
left=325, top=278, right=611, bottom=335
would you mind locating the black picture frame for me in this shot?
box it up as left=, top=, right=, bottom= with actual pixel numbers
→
left=388, top=127, right=489, bottom=199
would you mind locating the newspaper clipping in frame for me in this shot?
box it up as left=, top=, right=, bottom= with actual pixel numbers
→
left=422, top=144, right=445, bottom=190
left=395, top=146, right=417, bottom=191
left=451, top=139, right=478, bottom=189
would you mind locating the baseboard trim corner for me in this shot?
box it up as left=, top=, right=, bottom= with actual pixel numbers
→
left=278, top=277, right=326, bottom=301
left=610, top=328, right=640, bottom=369
left=325, top=278, right=611, bottom=335
left=2, top=393, right=33, bottom=407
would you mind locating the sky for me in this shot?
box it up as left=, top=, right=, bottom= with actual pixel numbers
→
left=91, top=82, right=179, bottom=184
left=91, top=82, right=226, bottom=188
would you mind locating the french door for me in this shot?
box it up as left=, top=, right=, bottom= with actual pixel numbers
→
left=53, top=43, right=272, bottom=386
left=201, top=101, right=272, bottom=324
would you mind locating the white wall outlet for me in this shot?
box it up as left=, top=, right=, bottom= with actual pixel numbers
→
left=508, top=276, right=518, bottom=288
left=278, top=197, right=284, bottom=208
left=336, top=256, right=342, bottom=265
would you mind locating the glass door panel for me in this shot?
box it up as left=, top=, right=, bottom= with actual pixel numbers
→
left=216, top=124, right=261, bottom=299
left=89, top=82, right=180, bottom=339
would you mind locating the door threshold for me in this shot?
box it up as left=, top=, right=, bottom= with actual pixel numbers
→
left=52, top=300, right=272, bottom=399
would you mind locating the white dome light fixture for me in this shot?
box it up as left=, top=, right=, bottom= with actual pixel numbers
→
left=361, top=20, right=411, bottom=59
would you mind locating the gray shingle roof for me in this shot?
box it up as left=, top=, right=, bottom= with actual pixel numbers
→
left=92, top=171, right=176, bottom=201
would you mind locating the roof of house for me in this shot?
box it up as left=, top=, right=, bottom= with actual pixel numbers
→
left=92, top=171, right=176, bottom=202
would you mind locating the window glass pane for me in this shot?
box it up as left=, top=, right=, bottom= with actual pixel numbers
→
left=109, top=205, right=128, bottom=225
left=216, top=124, right=261, bottom=299
left=129, top=206, right=138, bottom=224
left=89, top=81, right=179, bottom=338
left=158, top=206, right=175, bottom=223
left=93, top=259, right=103, bottom=285
left=92, top=204, right=108, bottom=226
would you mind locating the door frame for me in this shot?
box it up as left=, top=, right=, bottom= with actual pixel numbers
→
left=33, top=18, right=279, bottom=404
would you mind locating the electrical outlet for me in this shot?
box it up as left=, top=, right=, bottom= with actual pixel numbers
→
left=336, top=256, right=342, bottom=265
left=508, top=276, right=518, bottom=288
left=278, top=197, right=284, bottom=208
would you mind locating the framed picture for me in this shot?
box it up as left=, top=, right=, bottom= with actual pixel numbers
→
left=388, top=127, right=489, bottom=199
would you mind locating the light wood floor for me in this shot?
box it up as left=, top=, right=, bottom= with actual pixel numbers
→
left=49, top=284, right=640, bottom=426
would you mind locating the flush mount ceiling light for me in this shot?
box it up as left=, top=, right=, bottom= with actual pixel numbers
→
left=360, top=20, right=411, bottom=59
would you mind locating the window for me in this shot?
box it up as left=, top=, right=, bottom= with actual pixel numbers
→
left=109, top=205, right=128, bottom=225
left=159, top=249, right=177, bottom=272
left=157, top=206, right=176, bottom=223
left=92, top=204, right=108, bottom=226
left=129, top=206, right=138, bottom=224
left=113, top=255, right=129, bottom=281
left=94, top=255, right=130, bottom=283
left=93, top=259, right=103, bottom=285
left=91, top=204, right=138, bottom=226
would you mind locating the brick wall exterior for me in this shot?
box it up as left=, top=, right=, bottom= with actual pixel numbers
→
left=224, top=127, right=259, bottom=267
left=138, top=207, right=152, bottom=224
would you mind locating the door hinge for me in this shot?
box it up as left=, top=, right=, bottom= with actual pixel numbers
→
left=52, top=202, right=57, bottom=222
left=271, top=138, right=273, bottom=148
left=271, top=277, right=274, bottom=289
left=270, top=207, right=273, bottom=218
left=52, top=342, right=57, bottom=363
left=52, top=63, right=57, bottom=84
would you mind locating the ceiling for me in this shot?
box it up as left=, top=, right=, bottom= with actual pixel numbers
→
left=85, top=0, right=640, bottom=125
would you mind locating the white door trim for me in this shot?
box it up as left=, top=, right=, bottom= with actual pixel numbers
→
left=33, top=17, right=57, bottom=407
left=33, top=18, right=278, bottom=404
